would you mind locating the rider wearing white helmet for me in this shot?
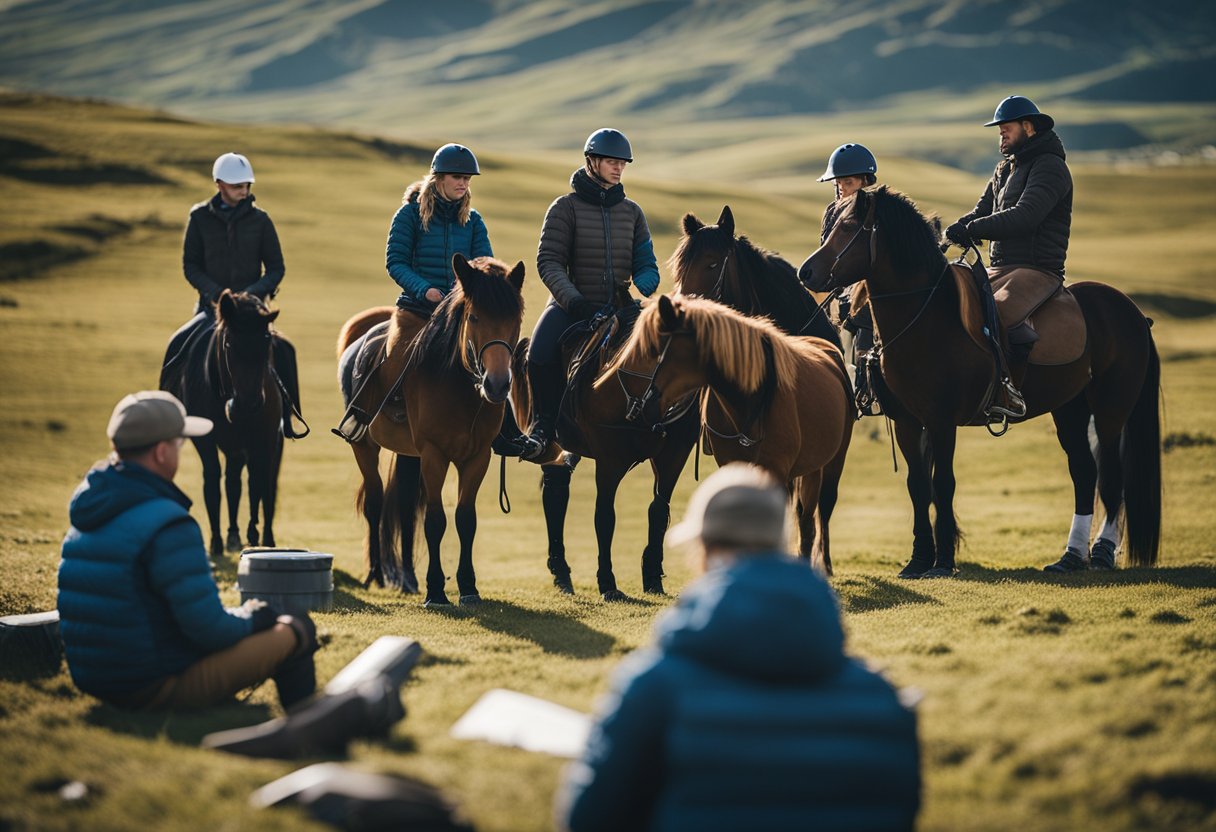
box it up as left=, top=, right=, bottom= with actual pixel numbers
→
left=160, top=152, right=302, bottom=437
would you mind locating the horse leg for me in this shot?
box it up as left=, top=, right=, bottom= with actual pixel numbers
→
left=420, top=449, right=451, bottom=607
left=594, top=459, right=630, bottom=601
left=815, top=437, right=850, bottom=577
left=246, top=451, right=264, bottom=549
left=797, top=471, right=825, bottom=572
left=454, top=452, right=492, bottom=605
left=391, top=454, right=422, bottom=593
left=225, top=451, right=245, bottom=552
left=923, top=425, right=960, bottom=577
left=194, top=436, right=225, bottom=559
left=352, top=441, right=386, bottom=588
left=893, top=419, right=935, bottom=578
left=541, top=463, right=574, bottom=594
left=1048, top=395, right=1100, bottom=571
left=260, top=439, right=282, bottom=548
left=641, top=439, right=691, bottom=595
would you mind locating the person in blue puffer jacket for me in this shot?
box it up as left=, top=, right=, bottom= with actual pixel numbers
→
left=58, top=391, right=319, bottom=710
left=557, top=463, right=921, bottom=832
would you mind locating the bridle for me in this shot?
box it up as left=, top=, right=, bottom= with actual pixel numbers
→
left=829, top=195, right=878, bottom=283
left=213, top=324, right=270, bottom=421
left=616, top=332, right=698, bottom=433
left=464, top=335, right=515, bottom=397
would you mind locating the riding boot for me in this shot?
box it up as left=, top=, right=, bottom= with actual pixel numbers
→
left=272, top=614, right=319, bottom=710
left=520, top=362, right=563, bottom=462
left=851, top=315, right=879, bottom=417
left=272, top=337, right=305, bottom=439
left=333, top=363, right=383, bottom=444
left=490, top=402, right=532, bottom=458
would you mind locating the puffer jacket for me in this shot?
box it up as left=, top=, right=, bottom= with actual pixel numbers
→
left=386, top=184, right=492, bottom=304
left=57, top=461, right=253, bottom=699
left=183, top=193, right=284, bottom=305
left=557, top=555, right=921, bottom=832
left=537, top=168, right=659, bottom=309
left=961, top=130, right=1073, bottom=277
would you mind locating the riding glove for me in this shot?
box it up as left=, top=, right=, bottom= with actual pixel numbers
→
left=945, top=222, right=974, bottom=248
left=569, top=298, right=601, bottom=322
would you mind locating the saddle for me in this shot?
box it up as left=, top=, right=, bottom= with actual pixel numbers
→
left=953, top=264, right=1086, bottom=366
left=350, top=321, right=392, bottom=393
left=553, top=305, right=637, bottom=454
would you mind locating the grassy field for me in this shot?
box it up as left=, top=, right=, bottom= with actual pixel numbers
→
left=1, top=93, right=1215, bottom=831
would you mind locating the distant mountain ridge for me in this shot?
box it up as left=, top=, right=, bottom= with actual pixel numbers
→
left=1, top=0, right=1212, bottom=173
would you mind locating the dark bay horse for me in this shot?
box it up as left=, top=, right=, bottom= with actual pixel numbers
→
left=801, top=186, right=1161, bottom=577
left=161, top=290, right=286, bottom=558
left=671, top=205, right=841, bottom=350
left=336, top=254, right=526, bottom=606
left=599, top=295, right=853, bottom=573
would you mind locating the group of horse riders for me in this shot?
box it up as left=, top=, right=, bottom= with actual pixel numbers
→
left=161, top=93, right=1075, bottom=529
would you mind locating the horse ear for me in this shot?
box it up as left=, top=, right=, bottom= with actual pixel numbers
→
left=452, top=252, right=473, bottom=281
left=681, top=212, right=704, bottom=237
left=507, top=260, right=526, bottom=291
left=716, top=205, right=734, bottom=237
left=657, top=294, right=679, bottom=330
left=217, top=290, right=236, bottom=319
left=266, top=309, right=280, bottom=323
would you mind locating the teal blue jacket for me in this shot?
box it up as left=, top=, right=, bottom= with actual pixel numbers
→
left=385, top=187, right=492, bottom=304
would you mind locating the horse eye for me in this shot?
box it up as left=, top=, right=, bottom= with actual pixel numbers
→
left=708, top=262, right=719, bottom=270
left=468, top=314, right=479, bottom=324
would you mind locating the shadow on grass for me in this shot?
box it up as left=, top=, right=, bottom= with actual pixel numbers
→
left=459, top=598, right=617, bottom=659
left=954, top=563, right=1216, bottom=589
left=329, top=570, right=394, bottom=614
left=836, top=575, right=941, bottom=613
left=84, top=698, right=276, bottom=747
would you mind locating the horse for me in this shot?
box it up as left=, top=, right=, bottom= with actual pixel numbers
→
left=800, top=186, right=1161, bottom=577
left=670, top=205, right=841, bottom=350
left=336, top=254, right=526, bottom=606
left=161, top=290, right=286, bottom=558
left=598, top=294, right=854, bottom=573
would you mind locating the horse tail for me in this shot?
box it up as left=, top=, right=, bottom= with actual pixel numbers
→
left=511, top=337, right=532, bottom=430
left=337, top=306, right=395, bottom=359
left=380, top=454, right=424, bottom=590
left=1120, top=330, right=1162, bottom=567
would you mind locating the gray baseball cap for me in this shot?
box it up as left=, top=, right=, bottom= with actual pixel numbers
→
left=667, top=463, right=789, bottom=551
left=107, top=391, right=212, bottom=450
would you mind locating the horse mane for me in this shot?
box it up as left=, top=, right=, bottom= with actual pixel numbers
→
left=215, top=291, right=275, bottom=332
left=865, top=185, right=948, bottom=277
left=604, top=296, right=814, bottom=395
left=668, top=223, right=821, bottom=336
left=406, top=256, right=523, bottom=374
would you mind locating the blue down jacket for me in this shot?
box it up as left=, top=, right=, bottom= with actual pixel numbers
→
left=558, top=555, right=921, bottom=832
left=385, top=186, right=492, bottom=304
left=57, top=462, right=253, bottom=698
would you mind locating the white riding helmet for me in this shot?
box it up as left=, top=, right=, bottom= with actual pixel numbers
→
left=213, top=152, right=255, bottom=184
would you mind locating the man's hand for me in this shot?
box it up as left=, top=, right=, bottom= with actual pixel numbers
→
left=633, top=272, right=659, bottom=297
left=424, top=287, right=444, bottom=303
left=945, top=221, right=974, bottom=249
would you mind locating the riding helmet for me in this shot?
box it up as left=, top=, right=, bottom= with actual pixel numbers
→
left=984, top=95, right=1054, bottom=131
left=431, top=143, right=481, bottom=176
left=213, top=152, right=255, bottom=184
left=817, top=143, right=877, bottom=182
left=583, top=128, right=633, bottom=162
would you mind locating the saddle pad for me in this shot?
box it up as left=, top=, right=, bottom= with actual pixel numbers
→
left=1025, top=289, right=1087, bottom=366
left=951, top=264, right=990, bottom=354
left=352, top=320, right=390, bottom=384
left=989, top=267, right=1063, bottom=328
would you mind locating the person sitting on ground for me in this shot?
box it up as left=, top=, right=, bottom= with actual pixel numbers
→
left=556, top=462, right=921, bottom=832
left=160, top=152, right=303, bottom=437
left=57, top=391, right=319, bottom=710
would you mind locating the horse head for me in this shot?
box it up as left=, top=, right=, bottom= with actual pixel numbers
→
left=799, top=189, right=876, bottom=293
left=215, top=290, right=278, bottom=423
left=670, top=205, right=738, bottom=302
left=451, top=253, right=525, bottom=404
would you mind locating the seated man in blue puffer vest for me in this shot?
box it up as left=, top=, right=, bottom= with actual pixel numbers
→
left=557, top=463, right=921, bottom=832
left=58, top=391, right=318, bottom=710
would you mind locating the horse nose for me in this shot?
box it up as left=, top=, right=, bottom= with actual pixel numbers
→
left=797, top=255, right=815, bottom=287
left=481, top=372, right=510, bottom=403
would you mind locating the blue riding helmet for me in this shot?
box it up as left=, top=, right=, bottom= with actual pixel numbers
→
left=431, top=144, right=480, bottom=175
left=583, top=128, right=633, bottom=162
left=817, top=143, right=877, bottom=182
left=984, top=96, right=1055, bottom=131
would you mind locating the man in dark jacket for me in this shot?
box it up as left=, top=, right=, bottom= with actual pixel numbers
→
left=557, top=463, right=921, bottom=832
left=945, top=96, right=1073, bottom=411
left=516, top=128, right=661, bottom=461
left=58, top=391, right=318, bottom=709
left=160, top=152, right=302, bottom=437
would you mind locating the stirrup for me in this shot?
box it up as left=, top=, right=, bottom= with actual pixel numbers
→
left=331, top=408, right=371, bottom=444
left=518, top=432, right=549, bottom=462
left=986, top=378, right=1027, bottom=420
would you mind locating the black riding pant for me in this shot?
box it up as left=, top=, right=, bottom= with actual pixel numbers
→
left=528, top=301, right=575, bottom=367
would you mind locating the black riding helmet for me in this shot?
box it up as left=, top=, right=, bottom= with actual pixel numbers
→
left=431, top=143, right=481, bottom=176
left=984, top=96, right=1054, bottom=131
left=583, top=128, right=633, bottom=162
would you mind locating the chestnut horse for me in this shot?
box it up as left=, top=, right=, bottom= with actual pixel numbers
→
left=336, top=254, right=526, bottom=606
left=801, top=186, right=1161, bottom=577
left=599, top=295, right=854, bottom=573
left=162, top=290, right=286, bottom=558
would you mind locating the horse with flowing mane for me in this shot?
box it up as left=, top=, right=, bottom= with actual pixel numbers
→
left=599, top=294, right=853, bottom=573
left=161, top=290, right=287, bottom=558
left=336, top=254, right=526, bottom=606
left=801, top=186, right=1161, bottom=577
left=670, top=205, right=841, bottom=350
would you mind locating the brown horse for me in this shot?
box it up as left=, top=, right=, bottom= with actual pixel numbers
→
left=162, top=290, right=286, bottom=558
left=598, top=295, right=854, bottom=573
left=336, top=254, right=526, bottom=606
left=801, top=186, right=1161, bottom=577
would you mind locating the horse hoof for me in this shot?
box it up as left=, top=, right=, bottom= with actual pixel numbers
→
left=401, top=575, right=420, bottom=594
left=921, top=567, right=959, bottom=579
left=602, top=589, right=628, bottom=603
left=423, top=595, right=451, bottom=608
left=897, top=559, right=933, bottom=580
left=553, top=576, right=574, bottom=595
left=225, top=538, right=243, bottom=553
left=643, top=579, right=665, bottom=596
left=458, top=594, right=482, bottom=606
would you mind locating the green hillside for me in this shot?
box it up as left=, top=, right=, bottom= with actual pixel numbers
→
left=1, top=93, right=1215, bottom=831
